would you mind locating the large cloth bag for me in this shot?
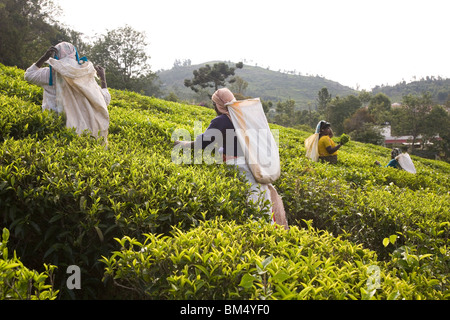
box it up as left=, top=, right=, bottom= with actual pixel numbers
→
left=397, top=153, right=416, bottom=174
left=305, top=133, right=320, bottom=162
left=48, top=57, right=110, bottom=141
left=305, top=120, right=325, bottom=162
left=226, top=98, right=288, bottom=230
left=227, top=98, right=281, bottom=184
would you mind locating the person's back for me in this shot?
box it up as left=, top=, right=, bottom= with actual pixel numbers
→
left=24, top=42, right=111, bottom=141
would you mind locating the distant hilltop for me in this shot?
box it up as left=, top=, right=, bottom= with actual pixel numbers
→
left=157, top=61, right=450, bottom=109
left=157, top=61, right=357, bottom=109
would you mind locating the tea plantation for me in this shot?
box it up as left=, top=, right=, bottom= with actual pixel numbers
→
left=1, top=63, right=449, bottom=300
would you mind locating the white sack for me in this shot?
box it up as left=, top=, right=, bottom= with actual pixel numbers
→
left=227, top=98, right=281, bottom=184
left=305, top=133, right=320, bottom=162
left=48, top=57, right=109, bottom=141
left=397, top=153, right=416, bottom=174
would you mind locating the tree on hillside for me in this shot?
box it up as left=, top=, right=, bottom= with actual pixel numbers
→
left=326, top=95, right=362, bottom=135
left=423, top=105, right=450, bottom=140
left=184, top=62, right=243, bottom=95
left=422, top=105, right=450, bottom=158
left=89, top=25, right=160, bottom=96
left=344, top=108, right=374, bottom=133
left=368, top=93, right=391, bottom=124
left=274, top=99, right=296, bottom=127
left=296, top=109, right=320, bottom=130
left=391, top=93, right=433, bottom=150
left=230, top=76, right=248, bottom=95
left=173, top=59, right=192, bottom=68
left=343, top=108, right=384, bottom=144
left=317, top=87, right=332, bottom=114
left=358, top=90, right=372, bottom=107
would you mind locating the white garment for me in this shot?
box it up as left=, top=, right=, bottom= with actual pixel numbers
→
left=226, top=157, right=273, bottom=219
left=24, top=64, right=111, bottom=113
left=226, top=157, right=288, bottom=229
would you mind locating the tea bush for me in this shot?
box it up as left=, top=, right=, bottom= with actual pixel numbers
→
left=0, top=64, right=43, bottom=105
left=0, top=228, right=58, bottom=300
left=275, top=128, right=450, bottom=297
left=1, top=63, right=449, bottom=299
left=103, top=218, right=422, bottom=300
left=0, top=64, right=264, bottom=298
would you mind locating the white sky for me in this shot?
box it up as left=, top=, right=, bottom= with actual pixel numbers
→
left=56, top=0, right=449, bottom=90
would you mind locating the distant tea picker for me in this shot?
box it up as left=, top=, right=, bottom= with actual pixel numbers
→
left=24, top=42, right=111, bottom=144
left=305, top=120, right=347, bottom=164
left=375, top=146, right=416, bottom=174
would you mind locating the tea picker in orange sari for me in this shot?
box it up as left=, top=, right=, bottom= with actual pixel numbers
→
left=24, top=42, right=111, bottom=144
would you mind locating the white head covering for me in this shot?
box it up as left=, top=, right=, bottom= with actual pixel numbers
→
left=55, top=42, right=77, bottom=60
left=49, top=42, right=87, bottom=85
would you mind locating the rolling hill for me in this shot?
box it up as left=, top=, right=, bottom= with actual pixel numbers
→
left=157, top=61, right=358, bottom=109
left=158, top=62, right=450, bottom=108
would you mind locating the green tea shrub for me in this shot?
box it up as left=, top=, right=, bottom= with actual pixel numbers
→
left=1, top=63, right=449, bottom=299
left=0, top=228, right=58, bottom=300
left=0, top=95, right=66, bottom=141
left=0, top=134, right=263, bottom=298
left=102, top=218, right=422, bottom=300
left=0, top=64, right=43, bottom=105
left=0, top=66, right=265, bottom=298
left=275, top=128, right=449, bottom=297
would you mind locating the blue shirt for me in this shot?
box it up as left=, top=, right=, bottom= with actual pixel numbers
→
left=195, top=114, right=243, bottom=157
left=386, top=159, right=399, bottom=168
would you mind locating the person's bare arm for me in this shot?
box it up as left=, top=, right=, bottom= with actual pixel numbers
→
left=95, top=66, right=108, bottom=89
left=35, top=47, right=57, bottom=68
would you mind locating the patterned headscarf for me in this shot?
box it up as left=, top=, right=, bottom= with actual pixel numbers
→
left=211, top=88, right=236, bottom=116
left=50, top=42, right=88, bottom=85
left=55, top=42, right=76, bottom=60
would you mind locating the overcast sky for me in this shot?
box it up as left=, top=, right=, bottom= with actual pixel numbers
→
left=56, top=0, right=449, bottom=90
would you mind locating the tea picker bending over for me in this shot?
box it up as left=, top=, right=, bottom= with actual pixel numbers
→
left=375, top=148, right=402, bottom=169
left=375, top=146, right=416, bottom=174
left=174, top=88, right=288, bottom=229
left=25, top=42, right=111, bottom=144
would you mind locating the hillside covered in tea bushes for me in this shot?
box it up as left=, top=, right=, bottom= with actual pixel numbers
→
left=1, top=63, right=449, bottom=300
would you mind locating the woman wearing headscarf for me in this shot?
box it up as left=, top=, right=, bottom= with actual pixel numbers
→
left=24, top=42, right=110, bottom=142
left=317, top=121, right=342, bottom=164
left=375, top=148, right=402, bottom=168
left=175, top=88, right=243, bottom=160
left=174, top=88, right=288, bottom=229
